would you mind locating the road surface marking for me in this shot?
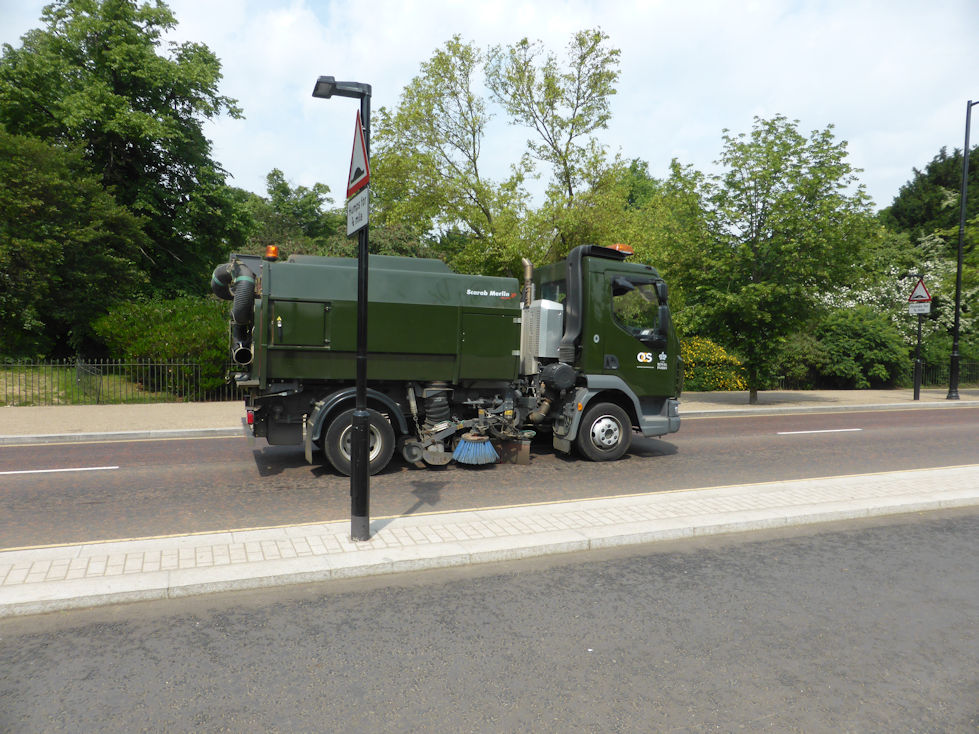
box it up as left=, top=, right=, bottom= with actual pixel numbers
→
left=777, top=428, right=863, bottom=435
left=0, top=465, right=120, bottom=476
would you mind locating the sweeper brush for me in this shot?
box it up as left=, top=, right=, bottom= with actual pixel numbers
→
left=452, top=433, right=499, bottom=465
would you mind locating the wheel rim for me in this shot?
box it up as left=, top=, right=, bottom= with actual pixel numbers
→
left=589, top=415, right=622, bottom=450
left=338, top=423, right=383, bottom=462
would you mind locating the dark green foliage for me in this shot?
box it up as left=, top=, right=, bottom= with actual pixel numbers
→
left=92, top=296, right=230, bottom=391
left=0, top=128, right=145, bottom=357
left=778, top=307, right=909, bottom=389
left=0, top=0, right=244, bottom=296
left=321, top=222, right=428, bottom=259
left=881, top=146, right=979, bottom=245
left=775, top=332, right=824, bottom=389
left=622, top=159, right=662, bottom=208
left=239, top=169, right=344, bottom=256
left=815, top=307, right=908, bottom=388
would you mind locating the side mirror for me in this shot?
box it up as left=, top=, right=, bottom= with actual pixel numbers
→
left=653, top=304, right=672, bottom=347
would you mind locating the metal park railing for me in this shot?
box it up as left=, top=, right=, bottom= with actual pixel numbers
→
left=0, top=358, right=244, bottom=407
left=914, top=361, right=979, bottom=388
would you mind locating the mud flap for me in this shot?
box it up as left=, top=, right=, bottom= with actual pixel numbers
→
left=304, top=401, right=327, bottom=464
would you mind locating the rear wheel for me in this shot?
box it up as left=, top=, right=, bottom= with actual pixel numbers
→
left=322, top=408, right=395, bottom=476
left=575, top=401, right=632, bottom=462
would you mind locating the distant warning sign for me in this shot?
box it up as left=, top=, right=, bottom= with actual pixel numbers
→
left=907, top=278, right=932, bottom=303
left=346, top=110, right=369, bottom=199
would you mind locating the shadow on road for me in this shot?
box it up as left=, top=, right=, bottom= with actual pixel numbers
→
left=630, top=437, right=679, bottom=458
left=251, top=445, right=314, bottom=477
left=372, top=479, right=452, bottom=532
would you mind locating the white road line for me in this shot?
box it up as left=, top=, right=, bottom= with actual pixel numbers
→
left=777, top=428, right=863, bottom=435
left=0, top=466, right=120, bottom=476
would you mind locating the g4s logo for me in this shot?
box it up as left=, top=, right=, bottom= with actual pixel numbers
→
left=637, top=352, right=654, bottom=363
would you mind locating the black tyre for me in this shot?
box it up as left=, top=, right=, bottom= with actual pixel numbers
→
left=322, top=408, right=396, bottom=476
left=575, top=401, right=632, bottom=462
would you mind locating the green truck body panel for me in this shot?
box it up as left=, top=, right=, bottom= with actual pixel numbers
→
left=254, top=254, right=520, bottom=385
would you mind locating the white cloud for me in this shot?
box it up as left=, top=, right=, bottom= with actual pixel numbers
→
left=1, top=0, right=977, bottom=209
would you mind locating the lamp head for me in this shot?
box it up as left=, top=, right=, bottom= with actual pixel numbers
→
left=312, top=76, right=371, bottom=99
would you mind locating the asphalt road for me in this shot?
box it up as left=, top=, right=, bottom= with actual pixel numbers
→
left=2, top=407, right=978, bottom=549
left=2, top=508, right=977, bottom=732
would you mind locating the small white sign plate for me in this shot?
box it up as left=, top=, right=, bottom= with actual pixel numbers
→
left=346, top=186, right=369, bottom=236
left=909, top=301, right=931, bottom=315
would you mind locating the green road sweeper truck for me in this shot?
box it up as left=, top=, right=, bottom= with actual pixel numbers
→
left=211, top=243, right=682, bottom=475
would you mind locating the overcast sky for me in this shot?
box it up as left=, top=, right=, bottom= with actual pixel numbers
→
left=1, top=0, right=976, bottom=211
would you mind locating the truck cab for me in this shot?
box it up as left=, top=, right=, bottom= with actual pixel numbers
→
left=533, top=244, right=682, bottom=459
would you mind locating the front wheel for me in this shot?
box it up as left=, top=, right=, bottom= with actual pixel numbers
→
left=575, top=401, right=632, bottom=462
left=322, top=408, right=396, bottom=476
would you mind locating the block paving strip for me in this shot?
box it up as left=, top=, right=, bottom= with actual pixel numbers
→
left=2, top=465, right=979, bottom=617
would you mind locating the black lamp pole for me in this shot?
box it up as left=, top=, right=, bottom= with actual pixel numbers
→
left=947, top=99, right=977, bottom=400
left=312, top=76, right=373, bottom=540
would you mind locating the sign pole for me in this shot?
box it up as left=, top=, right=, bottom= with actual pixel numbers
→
left=350, top=96, right=371, bottom=542
left=907, top=276, right=931, bottom=402
left=312, top=76, right=373, bottom=542
left=913, top=313, right=923, bottom=401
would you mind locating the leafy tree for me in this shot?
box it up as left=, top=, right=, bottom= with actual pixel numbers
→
left=372, top=29, right=622, bottom=274
left=881, top=146, right=979, bottom=245
left=876, top=145, right=979, bottom=369
left=239, top=169, right=343, bottom=256
left=0, top=0, right=244, bottom=295
left=487, top=28, right=619, bottom=204
left=0, top=128, right=144, bottom=356
left=315, top=221, right=428, bottom=260
left=674, top=115, right=878, bottom=402
left=371, top=36, right=530, bottom=276
left=486, top=28, right=620, bottom=260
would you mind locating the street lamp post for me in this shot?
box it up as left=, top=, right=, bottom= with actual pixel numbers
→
left=312, top=76, right=373, bottom=541
left=947, top=99, right=978, bottom=400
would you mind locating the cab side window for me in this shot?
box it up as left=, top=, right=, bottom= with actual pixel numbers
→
left=611, top=278, right=659, bottom=337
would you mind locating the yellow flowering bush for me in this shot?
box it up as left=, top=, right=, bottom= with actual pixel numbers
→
left=681, top=337, right=748, bottom=391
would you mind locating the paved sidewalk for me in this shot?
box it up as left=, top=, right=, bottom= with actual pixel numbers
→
left=2, top=389, right=978, bottom=617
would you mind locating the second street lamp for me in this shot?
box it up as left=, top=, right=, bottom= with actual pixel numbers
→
left=312, top=75, right=373, bottom=541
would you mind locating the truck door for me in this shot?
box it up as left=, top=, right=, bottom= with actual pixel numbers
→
left=600, top=273, right=675, bottom=398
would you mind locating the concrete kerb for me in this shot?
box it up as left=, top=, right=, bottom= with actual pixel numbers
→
left=681, top=400, right=979, bottom=419
left=0, top=427, right=243, bottom=445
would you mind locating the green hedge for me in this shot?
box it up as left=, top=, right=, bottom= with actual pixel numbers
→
left=778, top=306, right=909, bottom=389
left=93, top=297, right=229, bottom=392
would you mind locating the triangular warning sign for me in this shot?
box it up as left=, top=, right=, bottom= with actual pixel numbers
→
left=908, top=278, right=931, bottom=303
left=347, top=110, right=369, bottom=199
